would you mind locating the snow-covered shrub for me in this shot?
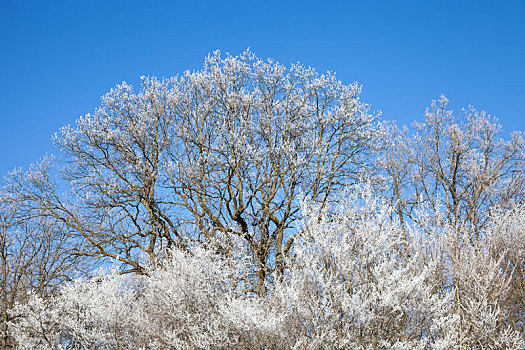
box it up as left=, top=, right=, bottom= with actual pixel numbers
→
left=451, top=246, right=523, bottom=349
left=139, top=246, right=284, bottom=349
left=274, top=187, right=457, bottom=349
left=9, top=269, right=145, bottom=349
left=274, top=187, right=524, bottom=349
left=9, top=245, right=284, bottom=349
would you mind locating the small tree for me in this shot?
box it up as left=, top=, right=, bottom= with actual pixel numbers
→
left=379, top=98, right=525, bottom=345
left=381, top=96, right=525, bottom=251
left=1, top=174, right=81, bottom=349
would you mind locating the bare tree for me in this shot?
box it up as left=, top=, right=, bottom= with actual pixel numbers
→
left=9, top=77, right=184, bottom=276
left=0, top=174, right=81, bottom=349
left=380, top=96, right=525, bottom=341
left=381, top=95, right=525, bottom=251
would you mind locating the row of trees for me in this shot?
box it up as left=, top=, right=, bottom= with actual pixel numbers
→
left=7, top=188, right=525, bottom=348
left=2, top=50, right=525, bottom=348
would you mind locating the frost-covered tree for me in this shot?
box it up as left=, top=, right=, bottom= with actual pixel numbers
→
left=378, top=97, right=525, bottom=346
left=165, top=50, right=380, bottom=294
left=273, top=186, right=453, bottom=348
left=484, top=204, right=525, bottom=338
left=0, top=174, right=82, bottom=349
left=381, top=96, right=525, bottom=249
left=273, top=186, right=524, bottom=348
left=16, top=50, right=380, bottom=294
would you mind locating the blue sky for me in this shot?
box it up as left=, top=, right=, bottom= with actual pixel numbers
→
left=1, top=0, right=524, bottom=176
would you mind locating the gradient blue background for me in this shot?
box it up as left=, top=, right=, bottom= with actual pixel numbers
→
left=1, top=0, right=524, bottom=176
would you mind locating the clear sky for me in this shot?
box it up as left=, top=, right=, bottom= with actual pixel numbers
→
left=1, top=0, right=524, bottom=176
